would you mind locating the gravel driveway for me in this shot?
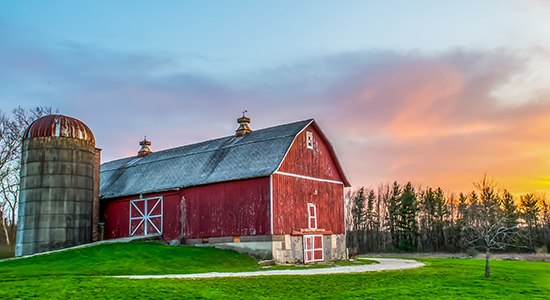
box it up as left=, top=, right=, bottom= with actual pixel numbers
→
left=116, top=258, right=424, bottom=279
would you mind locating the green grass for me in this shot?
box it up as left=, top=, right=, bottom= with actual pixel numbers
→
left=0, top=241, right=376, bottom=277
left=0, top=241, right=262, bottom=277
left=1, top=241, right=549, bottom=299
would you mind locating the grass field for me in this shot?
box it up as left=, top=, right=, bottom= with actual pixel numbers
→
left=0, top=241, right=549, bottom=299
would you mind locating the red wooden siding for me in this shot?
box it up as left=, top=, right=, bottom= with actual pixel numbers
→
left=277, top=124, right=344, bottom=183
left=102, top=198, right=130, bottom=240
left=272, top=173, right=345, bottom=235
left=162, top=193, right=184, bottom=240
left=102, top=177, right=270, bottom=240
left=183, top=177, right=271, bottom=239
left=102, top=191, right=181, bottom=240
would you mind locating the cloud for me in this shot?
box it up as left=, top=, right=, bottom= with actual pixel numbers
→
left=305, top=50, right=550, bottom=195
left=490, top=47, right=550, bottom=107
left=248, top=48, right=550, bottom=195
left=2, top=21, right=550, bottom=196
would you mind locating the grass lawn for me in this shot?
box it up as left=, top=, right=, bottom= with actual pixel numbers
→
left=1, top=241, right=549, bottom=299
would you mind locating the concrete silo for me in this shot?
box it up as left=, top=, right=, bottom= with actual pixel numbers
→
left=15, top=115, right=101, bottom=256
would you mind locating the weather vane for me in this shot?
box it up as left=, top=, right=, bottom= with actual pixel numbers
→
left=242, top=110, right=248, bottom=117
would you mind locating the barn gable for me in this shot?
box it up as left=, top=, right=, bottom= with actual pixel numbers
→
left=99, top=119, right=314, bottom=199
left=276, top=122, right=351, bottom=187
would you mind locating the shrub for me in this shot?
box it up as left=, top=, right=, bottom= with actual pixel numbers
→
left=348, top=247, right=358, bottom=259
left=0, top=245, right=14, bottom=259
left=534, top=246, right=547, bottom=262
left=466, top=247, right=478, bottom=258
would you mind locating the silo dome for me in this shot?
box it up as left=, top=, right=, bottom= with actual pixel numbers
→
left=16, top=114, right=100, bottom=257
left=23, top=114, right=95, bottom=144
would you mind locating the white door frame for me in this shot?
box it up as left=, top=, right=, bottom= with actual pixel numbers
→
left=303, top=234, right=324, bottom=263
left=130, top=196, right=163, bottom=236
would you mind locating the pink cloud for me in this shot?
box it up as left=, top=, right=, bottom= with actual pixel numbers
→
left=2, top=27, right=549, bottom=196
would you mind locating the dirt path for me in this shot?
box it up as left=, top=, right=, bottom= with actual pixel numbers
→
left=115, top=258, right=424, bottom=279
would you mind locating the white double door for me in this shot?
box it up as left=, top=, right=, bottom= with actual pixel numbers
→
left=130, top=197, right=163, bottom=236
left=304, top=234, right=323, bottom=262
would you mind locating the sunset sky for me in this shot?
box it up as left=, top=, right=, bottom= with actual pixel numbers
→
left=1, top=1, right=550, bottom=196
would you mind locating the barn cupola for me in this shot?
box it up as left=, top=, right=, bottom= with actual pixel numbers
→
left=235, top=110, right=252, bottom=137
left=137, top=137, right=153, bottom=157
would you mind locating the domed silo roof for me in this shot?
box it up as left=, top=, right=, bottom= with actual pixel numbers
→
left=23, top=114, right=95, bottom=144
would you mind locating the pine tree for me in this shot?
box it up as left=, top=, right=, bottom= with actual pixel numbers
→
left=499, top=189, right=518, bottom=228
left=433, top=187, right=449, bottom=251
left=396, top=182, right=418, bottom=251
left=519, top=193, right=541, bottom=249
left=387, top=182, right=401, bottom=250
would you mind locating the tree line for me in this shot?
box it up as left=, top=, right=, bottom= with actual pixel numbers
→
left=346, top=175, right=550, bottom=256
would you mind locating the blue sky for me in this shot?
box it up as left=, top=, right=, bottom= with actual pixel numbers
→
left=1, top=1, right=550, bottom=194
left=3, top=1, right=548, bottom=72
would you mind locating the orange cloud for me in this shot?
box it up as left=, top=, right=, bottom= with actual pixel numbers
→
left=318, top=50, right=550, bottom=197
left=3, top=31, right=548, bottom=197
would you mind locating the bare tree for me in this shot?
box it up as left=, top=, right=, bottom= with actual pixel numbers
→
left=1, top=202, right=10, bottom=245
left=0, top=111, right=18, bottom=245
left=462, top=174, right=519, bottom=278
left=0, top=106, right=56, bottom=247
left=377, top=183, right=392, bottom=250
left=350, top=188, right=367, bottom=250
left=462, top=217, right=517, bottom=277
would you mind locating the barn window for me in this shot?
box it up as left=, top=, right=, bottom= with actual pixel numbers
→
left=306, top=131, right=313, bottom=149
left=308, top=203, right=317, bottom=229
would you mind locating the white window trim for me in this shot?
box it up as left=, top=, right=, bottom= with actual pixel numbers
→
left=304, top=234, right=324, bottom=263
left=130, top=196, right=163, bottom=236
left=308, top=203, right=317, bottom=229
left=306, top=131, right=313, bottom=149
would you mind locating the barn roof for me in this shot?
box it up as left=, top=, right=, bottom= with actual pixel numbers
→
left=100, top=119, right=350, bottom=199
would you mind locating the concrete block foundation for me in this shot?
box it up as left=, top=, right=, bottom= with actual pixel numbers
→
left=183, top=234, right=347, bottom=263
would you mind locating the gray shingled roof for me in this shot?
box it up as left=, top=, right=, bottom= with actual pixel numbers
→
left=100, top=119, right=315, bottom=199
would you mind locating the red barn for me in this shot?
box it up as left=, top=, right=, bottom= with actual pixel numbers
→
left=99, top=116, right=351, bottom=263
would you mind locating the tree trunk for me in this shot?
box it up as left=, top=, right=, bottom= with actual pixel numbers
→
left=11, top=208, right=16, bottom=249
left=0, top=212, right=9, bottom=245
left=485, top=248, right=490, bottom=278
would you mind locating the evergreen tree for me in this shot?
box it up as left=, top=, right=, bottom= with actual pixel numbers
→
left=386, top=182, right=401, bottom=249
left=396, top=182, right=418, bottom=251
left=499, top=189, right=518, bottom=228
left=432, top=187, right=449, bottom=251
left=519, top=193, right=541, bottom=249
left=451, top=192, right=469, bottom=250
left=419, top=187, right=435, bottom=251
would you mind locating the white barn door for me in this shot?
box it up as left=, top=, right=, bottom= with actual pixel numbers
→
left=130, top=197, right=163, bottom=236
left=304, top=234, right=323, bottom=263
